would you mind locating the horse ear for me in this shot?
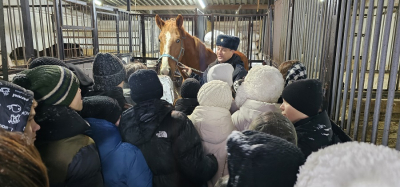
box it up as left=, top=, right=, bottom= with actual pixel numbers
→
left=155, top=14, right=165, bottom=29
left=176, top=14, right=183, bottom=29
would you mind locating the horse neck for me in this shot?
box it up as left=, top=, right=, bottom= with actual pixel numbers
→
left=181, top=32, right=217, bottom=72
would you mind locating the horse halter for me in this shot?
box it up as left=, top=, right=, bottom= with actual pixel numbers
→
left=157, top=36, right=204, bottom=74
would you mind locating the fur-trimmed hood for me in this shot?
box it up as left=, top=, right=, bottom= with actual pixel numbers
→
left=295, top=142, right=400, bottom=187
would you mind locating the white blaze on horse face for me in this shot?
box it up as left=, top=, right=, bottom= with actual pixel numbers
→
left=161, top=31, right=172, bottom=75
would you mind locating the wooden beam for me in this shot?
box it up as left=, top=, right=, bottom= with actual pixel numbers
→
left=118, top=4, right=270, bottom=11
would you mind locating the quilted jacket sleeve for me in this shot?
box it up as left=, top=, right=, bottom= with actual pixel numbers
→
left=171, top=111, right=218, bottom=185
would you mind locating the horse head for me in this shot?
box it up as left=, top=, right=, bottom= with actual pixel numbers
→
left=156, top=14, right=185, bottom=77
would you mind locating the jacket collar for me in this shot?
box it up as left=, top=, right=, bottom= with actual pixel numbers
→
left=35, top=105, right=90, bottom=141
left=294, top=110, right=330, bottom=128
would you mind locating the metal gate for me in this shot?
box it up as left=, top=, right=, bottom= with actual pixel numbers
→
left=281, top=0, right=400, bottom=149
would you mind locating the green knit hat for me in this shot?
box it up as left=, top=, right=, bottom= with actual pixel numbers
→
left=12, top=65, right=80, bottom=106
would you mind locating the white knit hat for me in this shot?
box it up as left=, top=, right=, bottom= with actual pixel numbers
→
left=235, top=65, right=284, bottom=107
left=295, top=142, right=400, bottom=187
left=197, top=80, right=232, bottom=109
left=207, top=63, right=234, bottom=87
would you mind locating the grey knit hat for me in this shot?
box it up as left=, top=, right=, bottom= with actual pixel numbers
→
left=93, top=53, right=126, bottom=91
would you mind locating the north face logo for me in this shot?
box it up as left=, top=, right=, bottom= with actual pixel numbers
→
left=156, top=131, right=168, bottom=138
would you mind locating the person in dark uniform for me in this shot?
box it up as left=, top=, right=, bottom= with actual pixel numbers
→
left=186, top=34, right=248, bottom=92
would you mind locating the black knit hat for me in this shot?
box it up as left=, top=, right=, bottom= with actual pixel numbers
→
left=29, top=57, right=68, bottom=69
left=80, top=96, right=122, bottom=124
left=227, top=130, right=305, bottom=187
left=128, top=69, right=163, bottom=103
left=282, top=79, right=323, bottom=117
left=216, top=34, right=240, bottom=51
left=93, top=53, right=126, bottom=91
left=180, top=78, right=200, bottom=99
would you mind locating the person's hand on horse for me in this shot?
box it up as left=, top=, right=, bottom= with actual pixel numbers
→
left=181, top=64, right=192, bottom=76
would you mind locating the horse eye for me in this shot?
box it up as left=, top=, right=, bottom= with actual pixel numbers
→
left=176, top=39, right=180, bottom=43
left=158, top=39, right=161, bottom=42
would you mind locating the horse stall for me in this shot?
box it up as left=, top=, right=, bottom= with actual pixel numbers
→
left=0, top=0, right=137, bottom=81
left=279, top=0, right=400, bottom=149
left=129, top=13, right=272, bottom=68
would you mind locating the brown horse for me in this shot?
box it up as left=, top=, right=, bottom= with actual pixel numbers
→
left=155, top=14, right=249, bottom=80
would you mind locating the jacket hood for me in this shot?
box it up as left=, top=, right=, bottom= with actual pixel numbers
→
left=235, top=65, right=284, bottom=108
left=85, top=118, right=121, bottom=158
left=119, top=99, right=173, bottom=145
left=190, top=106, right=235, bottom=144
left=232, top=99, right=281, bottom=131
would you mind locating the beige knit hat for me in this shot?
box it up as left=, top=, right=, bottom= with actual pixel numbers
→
left=197, top=80, right=232, bottom=109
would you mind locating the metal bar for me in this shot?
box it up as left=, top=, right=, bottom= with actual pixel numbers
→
left=330, top=0, right=347, bottom=119
left=61, top=25, right=95, bottom=30
left=298, top=1, right=306, bottom=62
left=91, top=0, right=99, bottom=56
left=341, top=0, right=359, bottom=133
left=334, top=0, right=352, bottom=125
left=20, top=0, right=35, bottom=61
left=115, top=9, right=120, bottom=55
left=141, top=14, right=146, bottom=63
left=316, top=0, right=326, bottom=79
left=292, top=0, right=299, bottom=59
left=388, top=6, right=400, bottom=147
left=375, top=0, right=394, bottom=145
left=211, top=14, right=214, bottom=49
left=38, top=0, right=47, bottom=57
left=54, top=0, right=64, bottom=60
left=127, top=1, right=132, bottom=54
left=150, top=11, right=154, bottom=57
left=0, top=1, right=8, bottom=80
left=16, top=1, right=26, bottom=62
left=97, top=11, right=118, bottom=16
left=286, top=0, right=294, bottom=60
left=317, top=1, right=328, bottom=79
left=363, top=0, right=384, bottom=143
left=31, top=0, right=40, bottom=57
left=285, top=0, right=292, bottom=60
left=320, top=0, right=340, bottom=113
left=7, top=2, right=17, bottom=62
left=309, top=0, right=318, bottom=76
left=269, top=6, right=273, bottom=60
left=316, top=0, right=329, bottom=81
left=349, top=0, right=367, bottom=139
left=310, top=0, right=319, bottom=78
left=47, top=0, right=55, bottom=57
left=247, top=17, right=252, bottom=62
